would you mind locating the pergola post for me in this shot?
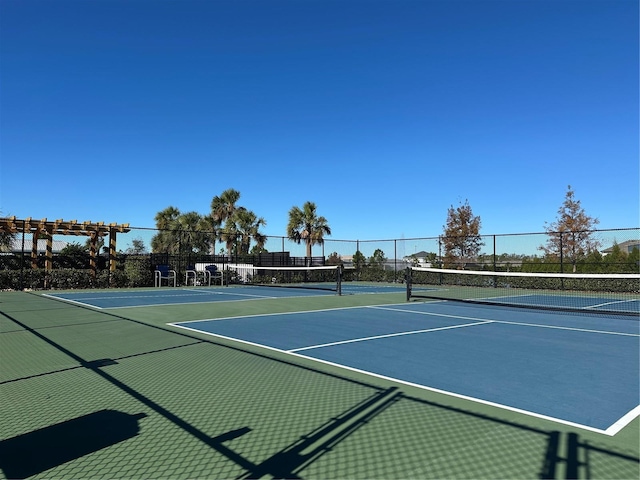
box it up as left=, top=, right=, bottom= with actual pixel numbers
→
left=30, top=230, right=39, bottom=269
left=89, top=231, right=98, bottom=277
left=109, top=226, right=117, bottom=272
left=44, top=228, right=53, bottom=271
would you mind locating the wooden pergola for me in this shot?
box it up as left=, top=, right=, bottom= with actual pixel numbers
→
left=0, top=217, right=130, bottom=275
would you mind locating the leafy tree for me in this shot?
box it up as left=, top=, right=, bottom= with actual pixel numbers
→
left=60, top=242, right=88, bottom=256
left=0, top=230, right=14, bottom=252
left=124, top=255, right=153, bottom=287
left=540, top=185, right=600, bottom=272
left=0, top=212, right=17, bottom=252
left=580, top=250, right=604, bottom=273
left=84, top=235, right=105, bottom=253
left=352, top=250, right=366, bottom=270
left=326, top=252, right=342, bottom=265
left=628, top=247, right=640, bottom=272
left=287, top=201, right=331, bottom=258
left=442, top=199, right=483, bottom=268
left=407, top=254, right=421, bottom=267
left=250, top=245, right=268, bottom=255
left=369, top=249, right=386, bottom=269
left=59, top=242, right=89, bottom=269
left=126, top=238, right=148, bottom=255
left=423, top=252, right=439, bottom=267
left=602, top=242, right=628, bottom=273
left=0, top=230, right=16, bottom=252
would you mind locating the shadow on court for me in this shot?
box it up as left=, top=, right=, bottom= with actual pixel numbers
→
left=0, top=410, right=147, bottom=479
left=0, top=292, right=638, bottom=479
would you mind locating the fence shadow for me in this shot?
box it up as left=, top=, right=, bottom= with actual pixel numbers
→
left=0, top=410, right=146, bottom=479
left=1, top=293, right=638, bottom=478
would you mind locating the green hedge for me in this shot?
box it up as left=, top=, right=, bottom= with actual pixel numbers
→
left=411, top=271, right=638, bottom=294
left=0, top=256, right=153, bottom=290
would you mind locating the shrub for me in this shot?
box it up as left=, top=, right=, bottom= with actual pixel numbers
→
left=124, top=255, right=154, bottom=287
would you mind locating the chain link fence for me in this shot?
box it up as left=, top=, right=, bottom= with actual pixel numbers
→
left=1, top=225, right=637, bottom=290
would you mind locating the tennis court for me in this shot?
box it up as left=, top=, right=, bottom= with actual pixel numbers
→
left=2, top=281, right=639, bottom=478
left=41, top=276, right=640, bottom=433
left=173, top=301, right=639, bottom=434
left=44, top=282, right=409, bottom=309
left=407, top=267, right=640, bottom=316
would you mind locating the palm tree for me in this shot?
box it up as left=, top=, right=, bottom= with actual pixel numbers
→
left=287, top=201, right=331, bottom=258
left=234, top=208, right=267, bottom=255
left=211, top=189, right=241, bottom=257
left=210, top=188, right=241, bottom=224
left=219, top=219, right=240, bottom=258
left=151, top=206, right=181, bottom=253
left=200, top=214, right=220, bottom=254
left=176, top=211, right=209, bottom=254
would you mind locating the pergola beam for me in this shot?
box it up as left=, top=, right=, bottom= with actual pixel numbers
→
left=0, top=216, right=130, bottom=274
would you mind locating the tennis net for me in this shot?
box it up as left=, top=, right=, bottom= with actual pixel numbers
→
left=406, top=267, right=640, bottom=316
left=224, top=264, right=343, bottom=294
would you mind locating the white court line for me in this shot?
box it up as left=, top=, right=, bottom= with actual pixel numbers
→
left=47, top=289, right=215, bottom=302
left=184, top=287, right=275, bottom=298
left=607, top=405, right=640, bottom=436
left=195, top=290, right=277, bottom=299
left=42, top=293, right=104, bottom=309
left=585, top=298, right=640, bottom=310
left=289, top=320, right=493, bottom=352
left=367, top=305, right=640, bottom=337
left=177, top=304, right=386, bottom=324
left=45, top=289, right=280, bottom=309
left=49, top=287, right=279, bottom=301
left=470, top=294, right=640, bottom=314
left=170, top=321, right=637, bottom=436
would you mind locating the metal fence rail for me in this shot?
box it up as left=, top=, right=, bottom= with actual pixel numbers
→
left=1, top=226, right=638, bottom=290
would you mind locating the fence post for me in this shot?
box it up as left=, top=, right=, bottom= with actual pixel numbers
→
left=493, top=235, right=496, bottom=271
left=394, top=239, right=397, bottom=281
left=19, top=220, right=25, bottom=290
left=559, top=232, right=564, bottom=274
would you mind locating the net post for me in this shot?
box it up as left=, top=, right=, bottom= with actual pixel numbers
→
left=337, top=264, right=342, bottom=295
left=405, top=267, right=412, bottom=301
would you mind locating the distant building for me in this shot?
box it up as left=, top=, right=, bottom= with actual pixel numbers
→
left=403, top=251, right=433, bottom=267
left=602, top=240, right=640, bottom=255
left=9, top=238, right=69, bottom=254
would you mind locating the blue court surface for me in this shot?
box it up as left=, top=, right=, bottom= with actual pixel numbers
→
left=173, top=301, right=640, bottom=435
left=44, top=286, right=335, bottom=308
left=45, top=283, right=408, bottom=308
left=473, top=293, right=640, bottom=314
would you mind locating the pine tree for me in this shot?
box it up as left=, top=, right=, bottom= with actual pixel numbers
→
left=540, top=185, right=600, bottom=272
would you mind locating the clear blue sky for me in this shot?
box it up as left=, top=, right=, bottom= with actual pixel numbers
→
left=1, top=0, right=638, bottom=243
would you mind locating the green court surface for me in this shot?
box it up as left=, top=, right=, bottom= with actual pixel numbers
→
left=1, top=290, right=638, bottom=479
